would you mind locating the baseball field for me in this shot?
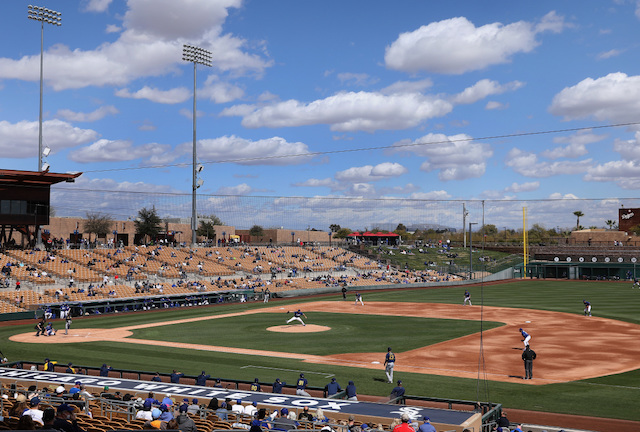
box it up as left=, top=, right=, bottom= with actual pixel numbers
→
left=2, top=279, right=639, bottom=424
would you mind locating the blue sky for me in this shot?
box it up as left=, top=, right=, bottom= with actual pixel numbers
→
left=2, top=0, right=640, bottom=230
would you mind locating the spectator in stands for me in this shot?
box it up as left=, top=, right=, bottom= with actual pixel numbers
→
left=170, top=370, right=184, bottom=384
left=313, top=408, right=328, bottom=424
left=324, top=377, right=342, bottom=397
left=145, top=392, right=160, bottom=406
left=23, top=397, right=44, bottom=425
left=69, top=382, right=82, bottom=395
left=417, top=417, right=436, bottom=432
left=393, top=414, right=414, bottom=432
left=272, top=408, right=298, bottom=431
left=41, top=407, right=55, bottom=429
left=497, top=411, right=510, bottom=430
left=231, top=399, right=244, bottom=415
left=214, top=400, right=229, bottom=420
left=298, top=406, right=313, bottom=422
left=143, top=408, right=166, bottom=430
left=17, top=415, right=36, bottom=430
left=390, top=380, right=405, bottom=404
left=244, top=401, right=258, bottom=417
left=346, top=380, right=357, bottom=401
left=136, top=400, right=154, bottom=421
left=174, top=403, right=198, bottom=432
left=161, top=394, right=173, bottom=407
left=347, top=415, right=358, bottom=432
left=158, top=404, right=173, bottom=421
left=195, top=371, right=210, bottom=386
left=53, top=403, right=84, bottom=432
left=272, top=378, right=285, bottom=394
left=187, top=399, right=199, bottom=415
left=99, top=364, right=113, bottom=377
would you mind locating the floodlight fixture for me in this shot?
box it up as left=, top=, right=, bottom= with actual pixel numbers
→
left=28, top=5, right=62, bottom=172
left=182, top=44, right=212, bottom=246
left=42, top=146, right=51, bottom=157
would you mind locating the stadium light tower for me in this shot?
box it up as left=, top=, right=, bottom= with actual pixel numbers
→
left=182, top=44, right=212, bottom=246
left=28, top=5, right=61, bottom=172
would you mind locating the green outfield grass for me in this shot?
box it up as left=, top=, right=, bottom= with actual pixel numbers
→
left=130, top=312, right=503, bottom=355
left=0, top=279, right=638, bottom=421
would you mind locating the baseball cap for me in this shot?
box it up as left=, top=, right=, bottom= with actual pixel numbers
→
left=55, top=385, right=65, bottom=394
left=400, top=413, right=410, bottom=422
left=397, top=380, right=402, bottom=385
left=179, top=404, right=188, bottom=413
left=160, top=404, right=168, bottom=412
left=57, top=403, right=74, bottom=413
left=30, top=397, right=40, bottom=406
left=300, top=373, right=304, bottom=377
left=192, top=398, right=198, bottom=404
left=75, top=381, right=81, bottom=385
left=152, top=408, right=161, bottom=419
left=281, top=408, right=289, bottom=415
left=423, top=417, right=430, bottom=421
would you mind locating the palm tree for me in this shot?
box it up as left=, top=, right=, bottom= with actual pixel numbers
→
left=573, top=211, right=584, bottom=230
left=605, top=219, right=616, bottom=230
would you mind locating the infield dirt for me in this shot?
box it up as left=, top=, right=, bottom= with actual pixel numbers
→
left=10, top=301, right=640, bottom=384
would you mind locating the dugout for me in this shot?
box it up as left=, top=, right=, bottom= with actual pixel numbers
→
left=516, top=260, right=638, bottom=280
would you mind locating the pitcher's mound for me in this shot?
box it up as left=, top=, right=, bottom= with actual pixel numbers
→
left=267, top=324, right=331, bottom=333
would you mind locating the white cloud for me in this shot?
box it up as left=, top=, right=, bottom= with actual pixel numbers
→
left=505, top=181, right=540, bottom=193
left=200, top=75, right=245, bottom=103
left=105, top=24, right=121, bottom=34
left=613, top=131, right=640, bottom=159
left=337, top=72, right=378, bottom=87
left=68, top=139, right=174, bottom=163
left=0, top=120, right=98, bottom=158
left=237, top=91, right=453, bottom=132
left=191, top=135, right=311, bottom=166
left=83, top=0, right=113, bottom=13
left=485, top=101, right=507, bottom=110
left=0, top=0, right=270, bottom=91
left=584, top=160, right=640, bottom=189
left=379, top=183, right=421, bottom=195
left=409, top=190, right=451, bottom=199
left=335, top=163, right=408, bottom=183
left=115, top=86, right=190, bottom=104
left=293, top=178, right=339, bottom=188
left=549, top=72, right=640, bottom=122
left=56, top=105, right=119, bottom=122
left=596, top=49, right=623, bottom=60
left=505, top=148, right=592, bottom=177
left=216, top=183, right=264, bottom=195
left=385, top=12, right=565, bottom=74
left=541, top=130, right=606, bottom=159
left=450, top=79, right=524, bottom=105
left=380, top=79, right=433, bottom=95
left=392, top=133, right=492, bottom=181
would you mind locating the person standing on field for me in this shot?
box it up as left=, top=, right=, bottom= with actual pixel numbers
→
left=522, top=345, right=537, bottom=380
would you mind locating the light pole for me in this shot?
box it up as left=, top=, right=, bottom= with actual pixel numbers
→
left=182, top=44, right=212, bottom=247
left=28, top=5, right=61, bottom=172
left=469, top=222, right=477, bottom=279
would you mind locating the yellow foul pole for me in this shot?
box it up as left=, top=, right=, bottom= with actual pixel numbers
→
left=523, top=206, right=528, bottom=278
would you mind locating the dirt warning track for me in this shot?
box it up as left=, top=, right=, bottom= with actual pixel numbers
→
left=10, top=301, right=640, bottom=384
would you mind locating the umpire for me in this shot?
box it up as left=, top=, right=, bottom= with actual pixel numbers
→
left=522, top=345, right=537, bottom=380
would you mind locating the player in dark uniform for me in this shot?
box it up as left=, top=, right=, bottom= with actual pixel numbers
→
left=250, top=378, right=262, bottom=392
left=272, top=378, right=285, bottom=394
left=384, top=347, right=396, bottom=383
left=463, top=290, right=472, bottom=306
left=522, top=345, right=537, bottom=379
left=296, top=373, right=310, bottom=396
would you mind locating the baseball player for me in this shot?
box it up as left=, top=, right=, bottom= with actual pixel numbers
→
left=519, top=328, right=531, bottom=348
left=64, top=315, right=72, bottom=335
left=296, top=373, right=310, bottom=396
left=384, top=347, right=396, bottom=383
left=463, top=289, right=472, bottom=306
left=286, top=309, right=307, bottom=326
left=583, top=300, right=592, bottom=316
left=355, top=292, right=364, bottom=306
